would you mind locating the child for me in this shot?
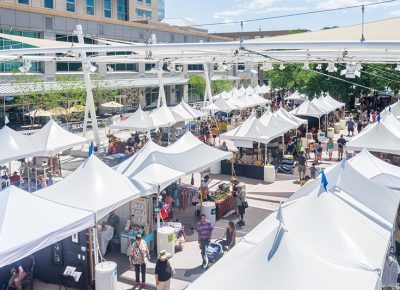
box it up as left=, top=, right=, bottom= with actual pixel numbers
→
left=310, top=163, right=317, bottom=179
left=300, top=175, right=311, bottom=186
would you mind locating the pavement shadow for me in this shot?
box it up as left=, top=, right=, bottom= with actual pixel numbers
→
left=183, top=266, right=207, bottom=278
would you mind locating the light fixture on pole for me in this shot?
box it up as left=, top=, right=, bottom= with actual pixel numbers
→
left=316, top=63, right=322, bottom=70
left=279, top=63, right=285, bottom=70
left=106, top=65, right=114, bottom=72
left=395, top=64, right=400, bottom=71
left=326, top=62, right=338, bottom=73
left=150, top=60, right=164, bottom=74
left=244, top=60, right=257, bottom=74
left=167, top=61, right=176, bottom=72
left=18, top=59, right=32, bottom=74
left=83, top=61, right=97, bottom=73
left=260, top=61, right=273, bottom=71
left=340, top=62, right=361, bottom=78
left=302, top=61, right=310, bottom=70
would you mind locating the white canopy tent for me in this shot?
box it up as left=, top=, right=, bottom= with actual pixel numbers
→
left=100, top=101, right=123, bottom=108
left=290, top=100, right=327, bottom=118
left=149, top=105, right=178, bottom=128
left=311, top=97, right=334, bottom=114
left=275, top=107, right=308, bottom=126
left=35, top=155, right=153, bottom=221
left=115, top=131, right=232, bottom=190
left=110, top=106, right=155, bottom=132
left=346, top=113, right=400, bottom=155
left=260, top=84, right=270, bottom=94
left=178, top=100, right=205, bottom=119
left=0, top=125, right=39, bottom=165
left=245, top=85, right=255, bottom=95
left=28, top=119, right=89, bottom=156
left=380, top=101, right=400, bottom=120
left=202, top=97, right=239, bottom=112
left=349, top=148, right=400, bottom=190
left=0, top=186, right=93, bottom=268
left=230, top=93, right=269, bottom=109
left=285, top=92, right=307, bottom=102
left=189, top=160, right=399, bottom=290
left=254, top=84, right=262, bottom=94
left=324, top=94, right=345, bottom=110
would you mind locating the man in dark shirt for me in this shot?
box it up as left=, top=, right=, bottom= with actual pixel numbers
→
left=155, top=250, right=174, bottom=290
left=337, top=135, right=347, bottom=161
left=297, top=151, right=307, bottom=181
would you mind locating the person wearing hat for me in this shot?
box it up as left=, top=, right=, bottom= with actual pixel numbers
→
left=155, top=250, right=175, bottom=290
left=131, top=234, right=150, bottom=289
left=231, top=177, right=240, bottom=215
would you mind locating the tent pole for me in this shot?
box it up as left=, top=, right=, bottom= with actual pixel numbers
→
left=156, top=185, right=161, bottom=230
left=76, top=24, right=100, bottom=147
left=156, top=68, right=166, bottom=108
left=203, top=64, right=212, bottom=107
left=92, top=227, right=99, bottom=266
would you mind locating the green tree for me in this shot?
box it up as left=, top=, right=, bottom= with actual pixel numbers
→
left=212, top=78, right=233, bottom=94
left=188, top=75, right=206, bottom=99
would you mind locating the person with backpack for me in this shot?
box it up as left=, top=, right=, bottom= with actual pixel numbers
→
left=337, top=135, right=347, bottom=161
left=346, top=117, right=356, bottom=137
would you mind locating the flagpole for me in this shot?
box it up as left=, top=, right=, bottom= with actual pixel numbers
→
left=3, top=96, right=6, bottom=125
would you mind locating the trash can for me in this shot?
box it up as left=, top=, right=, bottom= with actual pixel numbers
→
left=264, top=165, right=275, bottom=183
left=202, top=201, right=216, bottom=225
left=317, top=131, right=326, bottom=143
left=334, top=123, right=341, bottom=134
left=157, top=227, right=175, bottom=256
left=339, top=119, right=346, bottom=130
left=95, top=262, right=117, bottom=290
left=327, top=128, right=334, bottom=139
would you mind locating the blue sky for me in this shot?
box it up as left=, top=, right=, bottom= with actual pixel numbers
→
left=165, top=0, right=400, bottom=33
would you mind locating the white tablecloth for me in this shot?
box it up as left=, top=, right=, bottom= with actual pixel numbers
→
left=98, top=225, right=114, bottom=256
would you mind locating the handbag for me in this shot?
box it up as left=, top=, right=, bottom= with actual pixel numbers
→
left=190, top=174, right=194, bottom=185
left=243, top=201, right=249, bottom=208
left=126, top=239, right=133, bottom=257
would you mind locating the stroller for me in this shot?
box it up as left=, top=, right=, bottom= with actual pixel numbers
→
left=206, top=239, right=224, bottom=263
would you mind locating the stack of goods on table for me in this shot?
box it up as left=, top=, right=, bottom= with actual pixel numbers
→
left=209, top=183, right=236, bottom=220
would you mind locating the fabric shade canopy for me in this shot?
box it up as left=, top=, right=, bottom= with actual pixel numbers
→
left=0, top=186, right=93, bottom=268
left=0, top=126, right=39, bottom=164
left=28, top=119, right=88, bottom=156
left=230, top=94, right=269, bottom=109
left=25, top=109, right=53, bottom=117
left=260, top=84, right=270, bottom=94
left=101, top=101, right=123, bottom=108
left=254, top=85, right=262, bottom=94
left=35, top=155, right=153, bottom=221
left=48, top=107, right=68, bottom=116
left=380, top=101, right=400, bottom=120
left=110, top=106, right=155, bottom=132
left=290, top=100, right=327, bottom=118
left=274, top=107, right=308, bottom=126
left=170, top=102, right=199, bottom=122
left=349, top=148, right=400, bottom=190
left=149, top=105, right=177, bottom=128
left=238, top=86, right=246, bottom=96
left=311, top=97, right=333, bottom=113
left=178, top=101, right=205, bottom=119
left=115, top=131, right=232, bottom=189
left=346, top=113, right=400, bottom=155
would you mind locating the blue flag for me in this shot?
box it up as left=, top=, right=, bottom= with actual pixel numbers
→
left=377, top=114, right=381, bottom=123
left=321, top=171, right=328, bottom=191
left=88, top=142, right=94, bottom=156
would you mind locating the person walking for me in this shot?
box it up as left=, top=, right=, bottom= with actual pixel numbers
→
left=297, top=151, right=307, bottom=181
left=196, top=214, right=213, bottom=268
left=155, top=250, right=175, bottom=290
left=235, top=186, right=247, bottom=227
left=326, top=138, right=334, bottom=161
left=346, top=117, right=356, bottom=137
left=382, top=254, right=399, bottom=290
left=314, top=142, right=323, bottom=164
left=337, top=135, right=347, bottom=161
left=131, top=234, right=150, bottom=289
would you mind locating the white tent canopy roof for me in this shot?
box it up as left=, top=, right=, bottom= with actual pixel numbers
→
left=275, top=107, right=308, bottom=126
left=101, top=101, right=123, bottom=108
left=110, top=106, right=155, bottom=132
left=311, top=97, right=334, bottom=113
left=260, top=84, right=270, bottom=94
left=290, top=100, right=327, bottom=118
left=202, top=97, right=239, bottom=112
left=149, top=105, right=177, bottom=128
left=35, top=155, right=153, bottom=221
left=245, top=85, right=255, bottom=95
left=115, top=131, right=232, bottom=189
left=346, top=113, right=400, bottom=155
left=28, top=119, right=89, bottom=156
left=230, top=93, right=269, bottom=109
left=0, top=186, right=93, bottom=268
left=285, top=91, right=307, bottom=101
left=324, top=94, right=345, bottom=110
left=380, top=100, right=400, bottom=120
left=349, top=148, right=400, bottom=190
left=178, top=100, right=205, bottom=119
left=0, top=126, right=39, bottom=165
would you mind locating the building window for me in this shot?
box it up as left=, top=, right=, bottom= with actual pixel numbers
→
left=18, top=0, right=29, bottom=4
left=188, top=84, right=203, bottom=102
left=175, top=85, right=183, bottom=103
left=117, top=0, right=128, bottom=21
left=44, top=0, right=54, bottom=8
left=86, top=0, right=95, bottom=15
left=237, top=62, right=245, bottom=71
left=145, top=88, right=159, bottom=106
left=145, top=63, right=155, bottom=71
left=106, top=51, right=138, bottom=71
left=158, top=0, right=165, bottom=20
left=145, top=10, right=152, bottom=19
left=104, top=0, right=112, bottom=18
left=138, top=0, right=143, bottom=3
left=56, top=35, right=95, bottom=72
left=0, top=29, right=41, bottom=72
left=66, top=0, right=75, bottom=12
left=145, top=0, right=151, bottom=5
left=137, top=9, right=143, bottom=18
left=188, top=64, right=204, bottom=71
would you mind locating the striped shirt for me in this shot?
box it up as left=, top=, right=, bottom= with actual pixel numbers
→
left=196, top=221, right=213, bottom=240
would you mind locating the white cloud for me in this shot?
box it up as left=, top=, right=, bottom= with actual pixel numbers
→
left=254, top=6, right=305, bottom=14
left=317, top=0, right=368, bottom=9
left=213, top=0, right=277, bottom=19
left=390, top=9, right=400, bottom=16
